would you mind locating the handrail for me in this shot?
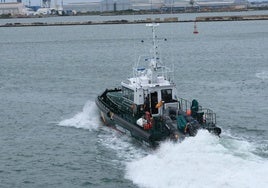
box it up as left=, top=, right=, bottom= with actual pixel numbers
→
left=177, top=97, right=216, bottom=125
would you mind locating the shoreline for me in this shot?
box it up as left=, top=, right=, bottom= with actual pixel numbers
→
left=1, top=14, right=267, bottom=27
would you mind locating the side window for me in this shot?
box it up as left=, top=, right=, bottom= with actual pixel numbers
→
left=122, top=87, right=134, bottom=101
left=161, top=89, right=172, bottom=103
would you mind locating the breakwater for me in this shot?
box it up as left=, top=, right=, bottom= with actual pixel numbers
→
left=196, top=14, right=268, bottom=22
left=1, top=14, right=267, bottom=27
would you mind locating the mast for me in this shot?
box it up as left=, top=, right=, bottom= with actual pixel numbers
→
left=146, top=23, right=159, bottom=70
left=132, top=23, right=173, bottom=85
left=145, top=23, right=160, bottom=83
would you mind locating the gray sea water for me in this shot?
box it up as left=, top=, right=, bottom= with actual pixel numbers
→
left=1, top=14, right=268, bottom=187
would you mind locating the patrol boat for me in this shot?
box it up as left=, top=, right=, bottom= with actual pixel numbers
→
left=95, top=23, right=221, bottom=146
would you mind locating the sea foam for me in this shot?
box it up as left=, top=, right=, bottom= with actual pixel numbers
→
left=125, top=131, right=268, bottom=188
left=58, top=101, right=268, bottom=188
left=256, top=71, right=268, bottom=80
left=58, top=101, right=99, bottom=130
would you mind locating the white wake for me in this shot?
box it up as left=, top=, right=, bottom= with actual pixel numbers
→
left=256, top=71, right=268, bottom=80
left=58, top=100, right=99, bottom=130
left=58, top=101, right=268, bottom=188
left=125, top=131, right=268, bottom=188
left=58, top=100, right=148, bottom=161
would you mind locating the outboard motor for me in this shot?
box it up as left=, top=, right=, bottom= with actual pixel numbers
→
left=163, top=115, right=179, bottom=141
left=187, top=120, right=199, bottom=136
left=207, top=126, right=222, bottom=136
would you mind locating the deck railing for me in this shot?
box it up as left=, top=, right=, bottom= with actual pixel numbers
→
left=177, top=97, right=217, bottom=125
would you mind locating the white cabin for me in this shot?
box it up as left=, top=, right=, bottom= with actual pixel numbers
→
left=121, top=23, right=178, bottom=116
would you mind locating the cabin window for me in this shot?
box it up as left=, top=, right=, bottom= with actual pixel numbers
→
left=161, top=89, right=172, bottom=103
left=122, top=87, right=134, bottom=101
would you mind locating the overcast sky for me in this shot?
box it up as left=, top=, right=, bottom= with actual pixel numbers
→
left=3, top=0, right=263, bottom=6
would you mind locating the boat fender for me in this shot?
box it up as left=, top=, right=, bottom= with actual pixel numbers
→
left=155, top=101, right=163, bottom=109
left=101, top=112, right=106, bottom=123
left=110, top=112, right=114, bottom=120
left=202, top=114, right=206, bottom=123
left=131, top=104, right=137, bottom=114
left=107, top=111, right=114, bottom=120
left=136, top=118, right=146, bottom=127
left=186, top=109, right=191, bottom=116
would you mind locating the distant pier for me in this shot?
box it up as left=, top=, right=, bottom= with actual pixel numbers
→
left=196, top=14, right=268, bottom=22
left=1, top=15, right=268, bottom=27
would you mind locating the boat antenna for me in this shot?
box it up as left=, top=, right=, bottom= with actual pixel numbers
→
left=146, top=23, right=159, bottom=70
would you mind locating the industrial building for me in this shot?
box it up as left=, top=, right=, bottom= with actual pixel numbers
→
left=0, top=1, right=25, bottom=15
left=0, top=0, right=257, bottom=16
left=161, top=0, right=249, bottom=12
left=0, top=0, right=58, bottom=16
left=65, top=0, right=249, bottom=12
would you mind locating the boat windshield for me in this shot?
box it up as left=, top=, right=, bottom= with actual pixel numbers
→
left=122, top=86, right=134, bottom=101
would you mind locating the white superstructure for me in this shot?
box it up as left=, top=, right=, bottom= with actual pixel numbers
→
left=121, top=23, right=177, bottom=110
